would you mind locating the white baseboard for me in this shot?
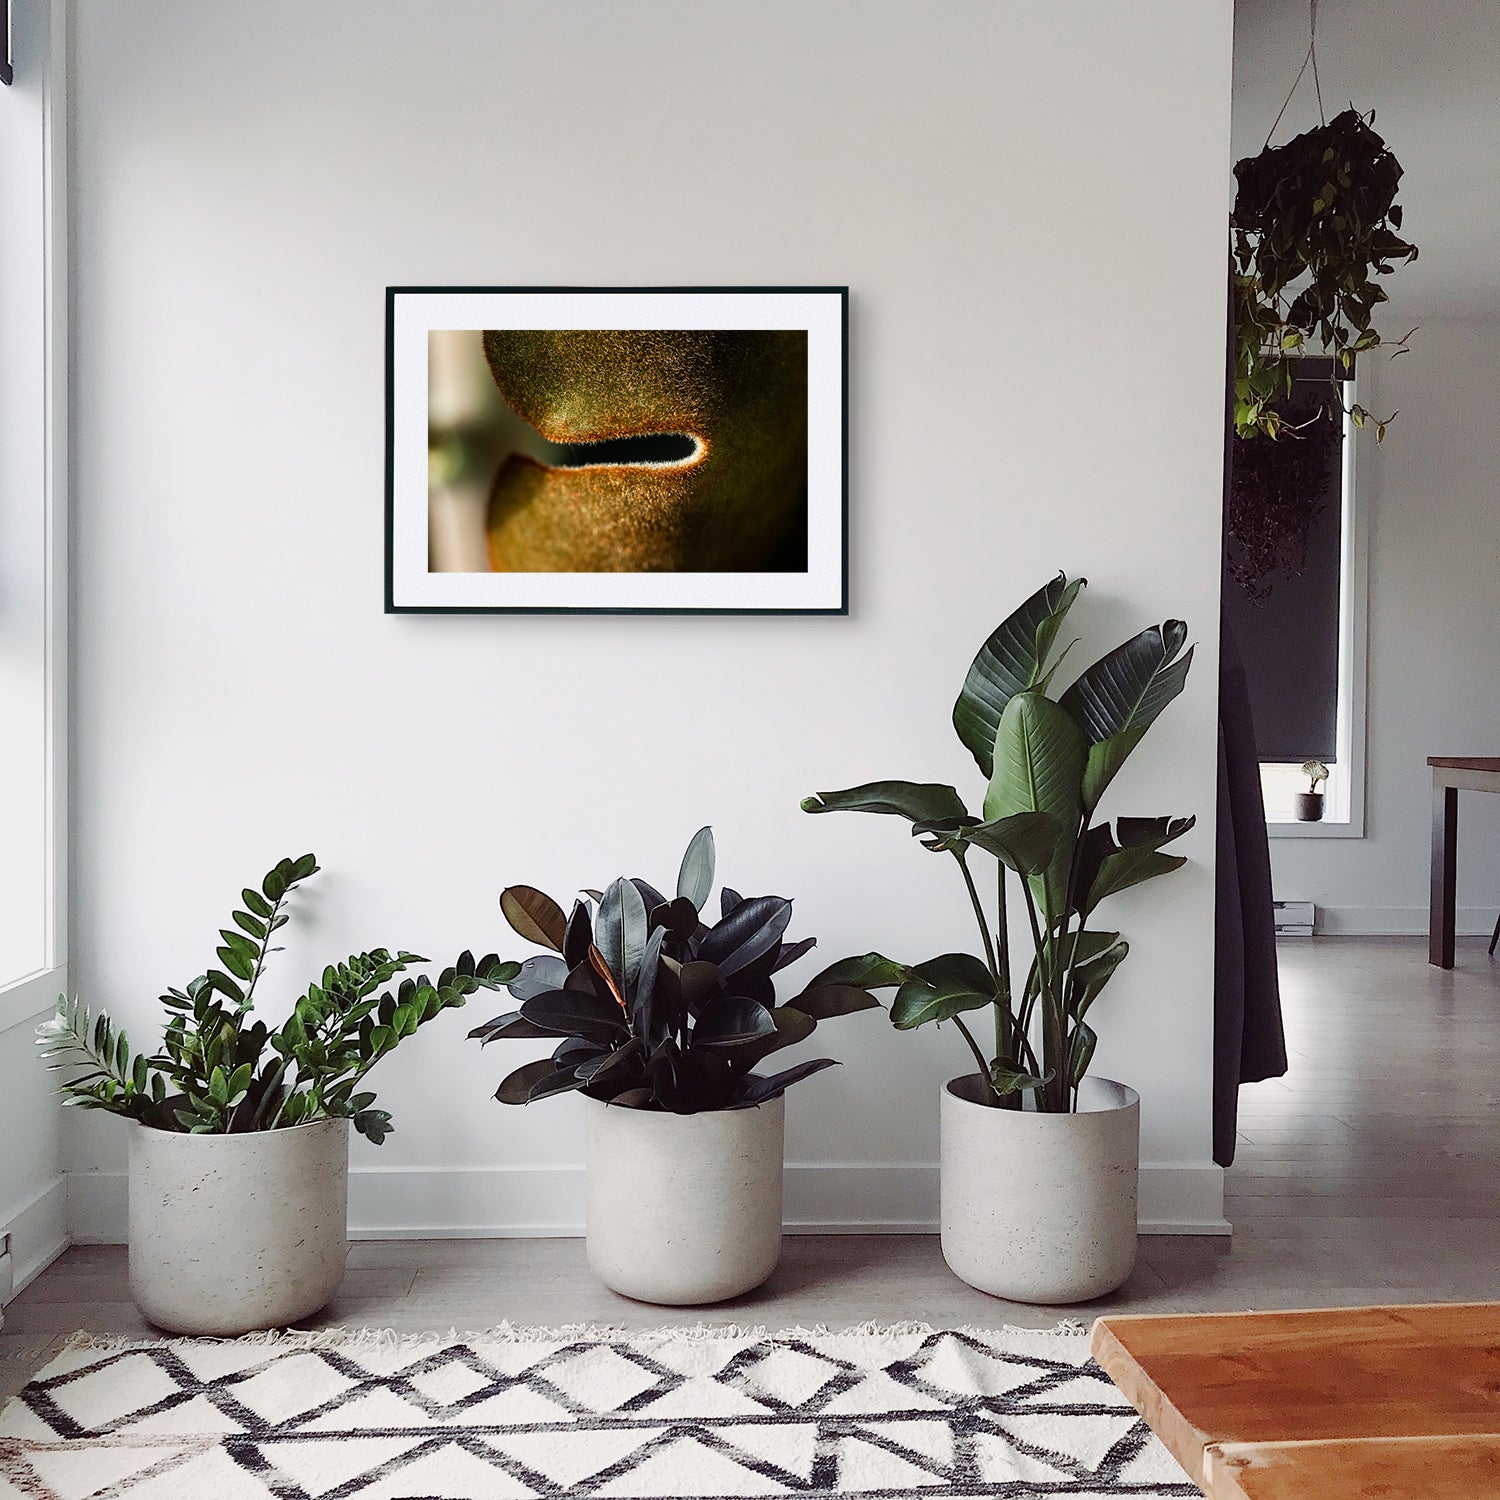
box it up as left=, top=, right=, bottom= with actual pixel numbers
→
left=1, top=1176, right=69, bottom=1301
left=1313, top=905, right=1496, bottom=936
left=66, top=1161, right=1228, bottom=1243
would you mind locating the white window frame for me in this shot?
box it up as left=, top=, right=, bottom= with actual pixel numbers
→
left=1262, top=381, right=1369, bottom=840
left=0, top=0, right=67, bottom=1031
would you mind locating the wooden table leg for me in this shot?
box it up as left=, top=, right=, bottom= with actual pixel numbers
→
left=1430, top=781, right=1457, bottom=968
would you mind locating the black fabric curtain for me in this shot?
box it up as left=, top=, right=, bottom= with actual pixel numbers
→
left=1214, top=615, right=1289, bottom=1166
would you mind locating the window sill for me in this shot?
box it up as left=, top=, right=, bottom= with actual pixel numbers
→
left=1265, top=817, right=1364, bottom=840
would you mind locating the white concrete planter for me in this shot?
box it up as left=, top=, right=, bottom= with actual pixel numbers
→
left=128, top=1117, right=350, bottom=1335
left=940, top=1073, right=1139, bottom=1304
left=585, top=1094, right=784, bottom=1305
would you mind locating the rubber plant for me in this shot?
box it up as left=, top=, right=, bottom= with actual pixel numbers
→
left=37, top=855, right=509, bottom=1143
left=802, top=574, right=1194, bottom=1113
left=470, top=828, right=878, bottom=1112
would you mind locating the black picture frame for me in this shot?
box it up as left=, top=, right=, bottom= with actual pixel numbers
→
left=385, top=286, right=848, bottom=616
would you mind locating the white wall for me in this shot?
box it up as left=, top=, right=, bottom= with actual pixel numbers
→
left=67, top=0, right=1234, bottom=1238
left=1233, top=0, right=1500, bottom=932
left=1270, top=322, right=1500, bottom=933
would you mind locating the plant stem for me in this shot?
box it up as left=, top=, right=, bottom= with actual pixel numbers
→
left=1055, top=810, right=1094, bottom=1112
left=950, top=1014, right=996, bottom=1101
left=1019, top=875, right=1066, bottom=1111
left=955, top=850, right=998, bottom=981
left=241, top=885, right=292, bottom=1013
left=994, top=859, right=1012, bottom=1063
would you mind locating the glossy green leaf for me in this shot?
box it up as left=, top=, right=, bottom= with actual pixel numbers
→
left=961, top=810, right=1063, bottom=877
left=1078, top=816, right=1195, bottom=915
left=694, top=994, right=776, bottom=1048
left=735, top=1056, right=839, bottom=1105
left=982, top=690, right=1086, bottom=914
left=505, top=954, right=570, bottom=1001
left=562, top=899, right=592, bottom=970
left=731, top=1004, right=818, bottom=1068
left=518, top=989, right=629, bottom=1046
left=698, top=895, right=792, bottom=978
left=952, top=573, right=1084, bottom=776
left=989, top=1060, right=1054, bottom=1096
left=890, top=953, right=996, bottom=1030
left=595, top=877, right=649, bottom=989
left=1059, top=622, right=1193, bottom=812
left=805, top=952, right=911, bottom=991
left=676, top=826, right=715, bottom=911
left=800, top=781, right=970, bottom=826
left=494, top=1058, right=566, bottom=1104
left=787, top=983, right=882, bottom=1019
left=1067, top=1022, right=1098, bottom=1085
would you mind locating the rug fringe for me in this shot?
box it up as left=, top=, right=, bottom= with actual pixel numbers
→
left=62, top=1317, right=1088, bottom=1355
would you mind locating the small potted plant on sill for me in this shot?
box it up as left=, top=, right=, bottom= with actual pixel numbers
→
left=802, top=574, right=1194, bottom=1304
left=36, top=855, right=507, bottom=1335
left=470, top=828, right=875, bottom=1306
left=1296, top=760, right=1329, bottom=821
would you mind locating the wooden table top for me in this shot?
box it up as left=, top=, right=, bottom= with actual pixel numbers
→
left=1092, top=1303, right=1500, bottom=1496
left=1428, top=756, right=1500, bottom=771
left=1204, top=1435, right=1500, bottom=1500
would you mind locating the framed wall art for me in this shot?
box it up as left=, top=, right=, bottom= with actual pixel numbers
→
left=385, top=285, right=847, bottom=614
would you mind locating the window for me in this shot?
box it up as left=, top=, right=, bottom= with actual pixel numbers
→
left=1223, top=359, right=1368, bottom=837
left=0, top=0, right=67, bottom=1025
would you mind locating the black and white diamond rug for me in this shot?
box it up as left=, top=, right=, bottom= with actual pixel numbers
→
left=0, top=1323, right=1196, bottom=1498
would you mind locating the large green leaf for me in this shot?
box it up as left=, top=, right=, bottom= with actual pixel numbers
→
left=1059, top=622, right=1193, bottom=812
left=494, top=1058, right=560, bottom=1104
left=1022, top=928, right=1125, bottom=1011
left=595, top=877, right=649, bottom=988
left=889, top=953, right=995, bottom=1031
left=952, top=573, right=1084, bottom=776
left=694, top=994, right=776, bottom=1049
left=735, top=1057, right=840, bottom=1105
left=805, top=952, right=912, bottom=991
left=518, top=989, right=629, bottom=1045
left=1078, top=816, right=1195, bottom=915
left=676, top=826, right=715, bottom=911
left=732, top=1004, right=818, bottom=1068
left=788, top=984, right=882, bottom=1019
left=982, top=691, right=1086, bottom=916
left=466, top=1009, right=553, bottom=1044
left=1063, top=930, right=1129, bottom=1018
left=698, top=895, right=792, bottom=978
left=961, top=811, right=1062, bottom=877
left=1066, top=1021, right=1098, bottom=1086
left=801, top=782, right=969, bottom=826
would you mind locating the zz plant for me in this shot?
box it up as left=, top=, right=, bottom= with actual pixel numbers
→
left=802, top=574, right=1193, bottom=1114
left=37, top=855, right=508, bottom=1143
left=470, top=828, right=876, bottom=1112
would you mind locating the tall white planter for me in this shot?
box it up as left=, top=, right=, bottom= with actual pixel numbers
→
left=129, top=1118, right=350, bottom=1335
left=585, top=1095, right=784, bottom=1305
left=940, top=1074, right=1139, bottom=1304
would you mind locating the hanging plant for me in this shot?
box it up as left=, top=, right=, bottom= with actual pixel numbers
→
left=1233, top=105, right=1417, bottom=440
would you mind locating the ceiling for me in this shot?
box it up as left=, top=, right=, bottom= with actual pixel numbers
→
left=1233, top=0, right=1500, bottom=321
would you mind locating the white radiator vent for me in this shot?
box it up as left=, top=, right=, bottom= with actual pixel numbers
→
left=1273, top=900, right=1316, bottom=937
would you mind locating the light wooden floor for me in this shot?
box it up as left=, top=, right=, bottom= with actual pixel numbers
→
left=3, top=937, right=1495, bottom=1401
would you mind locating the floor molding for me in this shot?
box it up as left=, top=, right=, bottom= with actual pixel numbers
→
left=66, top=1161, right=1227, bottom=1243
left=1, top=1175, right=69, bottom=1303
left=1310, top=904, right=1496, bottom=936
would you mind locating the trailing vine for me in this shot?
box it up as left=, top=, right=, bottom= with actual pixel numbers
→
left=1232, top=105, right=1416, bottom=441
left=1230, top=0, right=1417, bottom=440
